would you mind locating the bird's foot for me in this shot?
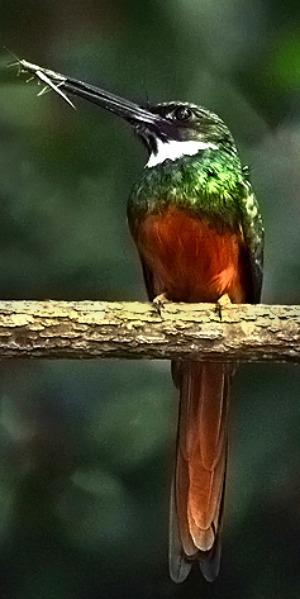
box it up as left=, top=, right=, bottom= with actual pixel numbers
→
left=216, top=293, right=232, bottom=320
left=153, top=293, right=170, bottom=316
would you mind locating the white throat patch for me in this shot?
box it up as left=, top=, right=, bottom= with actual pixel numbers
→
left=146, top=138, right=218, bottom=168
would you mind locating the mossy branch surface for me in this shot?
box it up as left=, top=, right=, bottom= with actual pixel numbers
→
left=0, top=300, right=298, bottom=362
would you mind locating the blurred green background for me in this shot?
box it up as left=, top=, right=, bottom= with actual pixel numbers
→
left=0, top=1, right=300, bottom=598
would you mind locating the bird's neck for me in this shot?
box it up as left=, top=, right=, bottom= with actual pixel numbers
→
left=129, top=147, right=245, bottom=228
left=146, top=138, right=219, bottom=168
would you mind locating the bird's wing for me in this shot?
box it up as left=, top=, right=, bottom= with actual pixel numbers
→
left=238, top=182, right=264, bottom=302
left=140, top=259, right=155, bottom=301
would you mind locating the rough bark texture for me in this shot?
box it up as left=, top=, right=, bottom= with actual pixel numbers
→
left=0, top=300, right=298, bottom=362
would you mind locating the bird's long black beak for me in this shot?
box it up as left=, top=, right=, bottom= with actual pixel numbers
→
left=17, top=59, right=174, bottom=137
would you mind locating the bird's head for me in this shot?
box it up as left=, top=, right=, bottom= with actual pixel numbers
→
left=18, top=60, right=236, bottom=168
left=133, top=101, right=236, bottom=167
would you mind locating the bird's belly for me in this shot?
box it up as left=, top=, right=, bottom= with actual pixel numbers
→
left=137, top=206, right=247, bottom=302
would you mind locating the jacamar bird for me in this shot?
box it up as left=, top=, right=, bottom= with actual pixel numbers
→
left=18, top=59, right=264, bottom=582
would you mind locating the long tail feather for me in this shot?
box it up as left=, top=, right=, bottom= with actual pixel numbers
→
left=169, top=361, right=232, bottom=582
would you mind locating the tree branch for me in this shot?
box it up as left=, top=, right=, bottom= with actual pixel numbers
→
left=0, top=300, right=298, bottom=362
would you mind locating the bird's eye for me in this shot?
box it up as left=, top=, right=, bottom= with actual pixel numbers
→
left=174, top=106, right=193, bottom=122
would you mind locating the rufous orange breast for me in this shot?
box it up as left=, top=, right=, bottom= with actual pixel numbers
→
left=136, top=205, right=247, bottom=303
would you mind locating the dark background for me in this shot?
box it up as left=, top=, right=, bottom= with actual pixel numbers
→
left=0, top=1, right=300, bottom=598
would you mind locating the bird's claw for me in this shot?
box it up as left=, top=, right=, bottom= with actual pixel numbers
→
left=153, top=293, right=170, bottom=316
left=216, top=293, right=232, bottom=320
